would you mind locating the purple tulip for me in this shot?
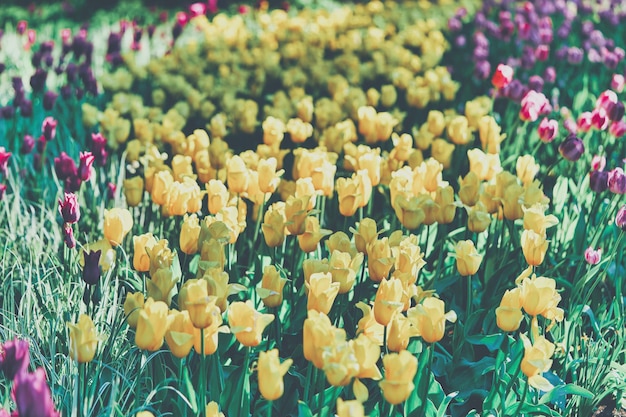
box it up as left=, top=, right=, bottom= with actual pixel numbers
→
left=82, top=250, right=101, bottom=286
left=54, top=152, right=77, bottom=180
left=616, top=205, right=626, bottom=231
left=13, top=368, right=60, bottom=417
left=42, top=117, right=57, bottom=141
left=0, top=147, right=10, bottom=176
left=78, top=152, right=95, bottom=181
left=559, top=134, right=585, bottom=161
left=21, top=135, right=35, bottom=154
left=43, top=91, right=58, bottom=111
left=63, top=224, right=76, bottom=249
left=589, top=170, right=609, bottom=193
left=0, top=338, right=30, bottom=379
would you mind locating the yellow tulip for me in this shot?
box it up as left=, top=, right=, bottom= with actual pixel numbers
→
left=257, top=265, right=288, bottom=308
left=146, top=267, right=179, bottom=304
left=124, top=176, right=144, bottom=207
left=206, top=401, right=225, bottom=417
left=458, top=171, right=481, bottom=207
left=322, top=337, right=360, bottom=386
left=336, top=398, right=364, bottom=417
left=258, top=349, right=293, bottom=400
left=518, top=274, right=563, bottom=320
left=180, top=214, right=201, bottom=255
left=353, top=218, right=378, bottom=254
left=133, top=233, right=157, bottom=272
left=520, top=333, right=555, bottom=391
left=329, top=250, right=363, bottom=294
left=303, top=310, right=337, bottom=369
left=164, top=310, right=195, bottom=358
left=467, top=202, right=492, bottom=233
left=203, top=268, right=246, bottom=312
left=521, top=229, right=549, bottom=266
left=495, top=288, right=524, bottom=332
left=387, top=313, right=419, bottom=352
left=284, top=195, right=311, bottom=235
left=262, top=202, right=286, bottom=248
left=67, top=314, right=98, bottom=363
left=226, top=155, right=249, bottom=194
left=135, top=298, right=168, bottom=351
left=355, top=302, right=384, bottom=346
left=352, top=334, right=382, bottom=380
left=454, top=240, right=483, bottom=276
left=228, top=301, right=274, bottom=347
left=379, top=350, right=418, bottom=405
left=367, top=238, right=394, bottom=282
left=373, top=277, right=404, bottom=326
left=298, top=216, right=332, bottom=253
left=104, top=208, right=133, bottom=246
left=124, top=292, right=144, bottom=329
left=408, top=297, right=457, bottom=344
left=306, top=272, right=340, bottom=314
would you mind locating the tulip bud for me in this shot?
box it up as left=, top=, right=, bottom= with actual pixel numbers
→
left=228, top=301, right=274, bottom=347
left=306, top=272, right=340, bottom=314
left=495, top=288, right=523, bottom=332
left=258, top=349, right=293, bottom=400
left=78, top=152, right=94, bottom=181
left=67, top=314, right=98, bottom=363
left=521, top=229, right=549, bottom=266
left=492, top=63, right=513, bottom=89
left=257, top=265, right=288, bottom=308
left=58, top=192, right=80, bottom=223
left=164, top=310, right=195, bottom=358
left=104, top=208, right=133, bottom=246
left=615, top=204, right=626, bottom=231
left=584, top=247, right=602, bottom=265
left=123, top=176, right=144, bottom=207
left=135, top=298, right=168, bottom=351
left=608, top=168, right=626, bottom=194
left=454, top=240, right=483, bottom=276
left=537, top=118, right=558, bottom=142
left=558, top=134, right=584, bottom=161
left=82, top=250, right=101, bottom=286
left=379, top=350, right=418, bottom=405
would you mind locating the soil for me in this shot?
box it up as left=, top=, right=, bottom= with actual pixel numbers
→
left=591, top=397, right=626, bottom=417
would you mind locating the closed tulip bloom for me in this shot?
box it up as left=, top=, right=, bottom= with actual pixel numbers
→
left=257, top=157, right=283, bottom=194
left=447, top=115, right=473, bottom=145
left=455, top=240, right=483, bottom=276
left=226, top=155, right=249, bottom=194
left=147, top=268, right=179, bottom=304
left=467, top=202, right=491, bottom=233
left=228, top=300, right=274, bottom=347
left=204, top=268, right=246, bottom=312
left=180, top=214, right=201, bottom=255
left=104, top=208, right=133, bottom=246
left=257, top=265, right=288, bottom=308
left=352, top=333, right=382, bottom=380
left=124, top=292, right=144, bottom=328
left=326, top=232, right=356, bottom=257
left=435, top=185, right=456, bottom=224
left=306, top=272, right=341, bottom=314
left=0, top=338, right=30, bottom=380
left=367, top=238, right=394, bottom=282
left=284, top=195, right=311, bottom=235
left=298, top=216, right=332, bottom=253
left=537, top=118, right=558, bottom=142
left=262, top=202, right=286, bottom=248
left=495, top=288, right=524, bottom=332
left=123, top=176, right=144, bottom=207
left=329, top=250, right=363, bottom=294
left=336, top=177, right=360, bottom=217
left=458, top=171, right=481, bottom=207
left=67, top=314, right=98, bottom=363
left=164, top=310, right=195, bottom=358
left=516, top=155, right=540, bottom=186
left=13, top=368, right=60, bottom=417
left=303, top=258, right=331, bottom=286
left=151, top=170, right=173, bottom=205
left=608, top=168, right=626, bottom=194
left=584, top=247, right=602, bottom=265
left=520, top=333, right=555, bottom=391
left=206, top=179, right=229, bottom=215
left=135, top=298, right=168, bottom=351
left=58, top=192, right=80, bottom=223
left=617, top=205, right=626, bottom=230
left=82, top=250, right=101, bottom=286
left=303, top=310, right=337, bottom=368
left=133, top=233, right=157, bottom=272
left=193, top=316, right=224, bottom=356
left=373, top=277, right=404, bottom=326
left=258, top=349, right=293, bottom=400
left=559, top=134, right=585, bottom=161
left=492, top=63, right=513, bottom=89
left=182, top=279, right=218, bottom=329
left=337, top=398, right=365, bottom=417
left=353, top=218, right=378, bottom=253
left=502, top=183, right=525, bottom=220
left=478, top=115, right=504, bottom=154
left=206, top=401, right=225, bottom=417
left=393, top=195, right=426, bottom=230
left=522, top=203, right=559, bottom=235
left=379, top=350, right=418, bottom=405
left=521, top=229, right=549, bottom=266
left=408, top=297, right=457, bottom=344
left=387, top=313, right=419, bottom=352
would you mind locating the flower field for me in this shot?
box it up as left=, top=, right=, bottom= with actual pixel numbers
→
left=0, top=0, right=625, bottom=416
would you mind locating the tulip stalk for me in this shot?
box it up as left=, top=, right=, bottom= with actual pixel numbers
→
left=239, top=346, right=252, bottom=415
left=199, top=328, right=207, bottom=417
left=466, top=274, right=473, bottom=320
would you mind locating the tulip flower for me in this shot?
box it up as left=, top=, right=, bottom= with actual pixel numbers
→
left=78, top=152, right=94, bottom=181
left=124, top=292, right=144, bottom=329
left=495, top=288, right=524, bottom=332
left=558, top=134, right=585, bottom=161
left=306, top=272, right=340, bottom=314
left=228, top=300, right=274, bottom=347
left=454, top=240, right=483, bottom=276
left=329, top=250, right=363, bottom=294
left=518, top=273, right=563, bottom=322
left=616, top=205, right=626, bottom=230
left=133, top=233, right=157, bottom=272
left=322, top=337, right=360, bottom=386
left=258, top=349, right=293, bottom=400
left=135, top=298, right=168, bottom=351
left=298, top=216, right=332, bottom=253
left=367, top=238, right=394, bottom=282
left=373, top=277, right=404, bottom=326
left=58, top=192, right=80, bottom=224
left=164, top=310, right=195, bottom=358
left=521, top=229, right=549, bottom=266
left=353, top=218, right=378, bottom=254
left=336, top=398, right=365, bottom=417
left=379, top=350, right=418, bottom=405
left=492, top=63, right=513, bottom=89
left=205, top=402, right=225, bottom=417
left=584, top=247, right=602, bottom=265
left=336, top=177, right=360, bottom=217
left=257, top=265, right=288, bottom=308
left=82, top=250, right=101, bottom=286
left=408, top=297, right=457, bottom=344
left=387, top=313, right=419, bottom=352
left=67, top=314, right=98, bottom=363
left=226, top=155, right=249, bottom=194
left=303, top=310, right=338, bottom=369
left=520, top=333, right=555, bottom=391
left=608, top=168, right=626, bottom=194
left=13, top=368, right=60, bottom=417
left=180, top=214, right=201, bottom=255
left=0, top=338, right=30, bottom=379
left=42, top=117, right=57, bottom=141
left=284, top=195, right=311, bottom=235
left=537, top=118, right=558, bottom=142
left=0, top=147, right=11, bottom=176
left=262, top=202, right=286, bottom=248
left=104, top=208, right=133, bottom=246
left=124, top=176, right=144, bottom=207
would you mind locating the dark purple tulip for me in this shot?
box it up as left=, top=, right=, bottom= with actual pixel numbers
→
left=604, top=52, right=619, bottom=69
left=528, top=75, right=544, bottom=92
left=60, top=85, right=72, bottom=100
left=36, top=135, right=47, bottom=153
left=1, top=106, right=15, bottom=119
left=608, top=168, right=626, bottom=194
left=474, top=45, right=489, bottom=61
left=78, top=152, right=94, bottom=181
left=608, top=102, right=625, bottom=122
left=616, top=205, right=626, bottom=230
left=505, top=79, right=527, bottom=102
left=21, top=135, right=35, bottom=154
left=13, top=368, right=60, bottom=417
left=82, top=250, right=101, bottom=285
left=64, top=175, right=82, bottom=193
left=0, top=338, right=30, bottom=379
left=58, top=192, right=80, bottom=223
left=29, top=68, right=47, bottom=93
left=0, top=63, right=5, bottom=74
left=147, top=25, right=156, bottom=39
left=589, top=170, right=609, bottom=192
left=91, top=133, right=108, bottom=166
left=66, top=63, right=77, bottom=82
left=76, top=88, right=84, bottom=100
left=43, top=91, right=58, bottom=111
left=559, top=134, right=585, bottom=161
left=20, top=100, right=33, bottom=117
left=106, top=32, right=122, bottom=55
left=54, top=152, right=77, bottom=180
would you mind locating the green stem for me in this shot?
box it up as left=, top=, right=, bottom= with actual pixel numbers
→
left=200, top=328, right=206, bottom=417
left=513, top=378, right=529, bottom=417
left=239, top=347, right=252, bottom=415
left=383, top=324, right=388, bottom=354
left=268, top=400, right=273, bottom=417
left=466, top=274, right=473, bottom=322
left=303, top=362, right=313, bottom=405
left=77, top=362, right=84, bottom=417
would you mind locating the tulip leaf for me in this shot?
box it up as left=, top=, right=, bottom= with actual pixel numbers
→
left=436, top=391, right=458, bottom=417
left=296, top=401, right=313, bottom=417
left=539, top=383, right=593, bottom=405
left=181, top=363, right=198, bottom=414
left=465, top=333, right=505, bottom=352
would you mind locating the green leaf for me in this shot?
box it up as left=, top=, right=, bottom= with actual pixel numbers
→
left=539, top=384, right=593, bottom=405
left=465, top=333, right=505, bottom=352
left=181, top=364, right=198, bottom=414
left=436, top=392, right=458, bottom=417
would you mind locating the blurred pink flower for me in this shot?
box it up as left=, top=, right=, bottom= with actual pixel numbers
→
left=584, top=247, right=602, bottom=265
